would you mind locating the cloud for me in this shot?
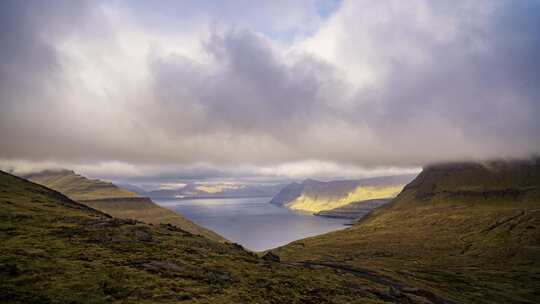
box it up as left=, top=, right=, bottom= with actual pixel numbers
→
left=0, top=0, right=539, bottom=180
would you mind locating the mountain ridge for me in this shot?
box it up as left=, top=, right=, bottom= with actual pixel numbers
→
left=1, top=169, right=445, bottom=303
left=24, top=169, right=138, bottom=201
left=270, top=175, right=415, bottom=213
left=25, top=169, right=226, bottom=242
left=275, top=159, right=540, bottom=303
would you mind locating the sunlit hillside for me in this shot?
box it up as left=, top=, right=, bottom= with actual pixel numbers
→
left=288, top=185, right=404, bottom=212
left=271, top=175, right=414, bottom=213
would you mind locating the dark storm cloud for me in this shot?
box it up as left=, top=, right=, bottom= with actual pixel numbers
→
left=0, top=1, right=103, bottom=105
left=149, top=30, right=336, bottom=139
left=0, top=0, right=114, bottom=161
left=348, top=1, right=540, bottom=165
left=0, top=0, right=539, bottom=178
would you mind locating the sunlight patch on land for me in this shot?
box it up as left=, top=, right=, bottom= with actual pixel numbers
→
left=195, top=183, right=247, bottom=194
left=287, top=185, right=403, bottom=213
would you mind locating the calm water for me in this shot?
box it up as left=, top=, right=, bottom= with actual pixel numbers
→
left=154, top=197, right=350, bottom=251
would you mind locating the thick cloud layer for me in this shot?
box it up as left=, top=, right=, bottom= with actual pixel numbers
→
left=0, top=0, right=539, bottom=179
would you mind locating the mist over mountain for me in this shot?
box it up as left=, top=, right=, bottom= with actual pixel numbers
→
left=1, top=0, right=539, bottom=178
left=137, top=182, right=285, bottom=199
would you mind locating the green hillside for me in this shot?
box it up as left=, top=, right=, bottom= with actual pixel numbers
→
left=25, top=170, right=225, bottom=242
left=82, top=197, right=226, bottom=242
left=25, top=170, right=138, bottom=201
left=315, top=198, right=391, bottom=219
left=276, top=160, right=540, bottom=304
left=1, top=170, right=414, bottom=303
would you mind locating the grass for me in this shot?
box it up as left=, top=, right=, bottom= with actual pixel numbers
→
left=0, top=170, right=408, bottom=304
left=25, top=169, right=226, bottom=242
left=25, top=170, right=138, bottom=201
left=81, top=197, right=226, bottom=242
left=275, top=160, right=540, bottom=304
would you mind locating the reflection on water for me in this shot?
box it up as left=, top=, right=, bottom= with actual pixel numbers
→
left=154, top=197, right=350, bottom=251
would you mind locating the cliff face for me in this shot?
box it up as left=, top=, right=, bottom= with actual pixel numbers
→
left=270, top=175, right=415, bottom=213
left=276, top=159, right=540, bottom=304
left=397, top=160, right=540, bottom=206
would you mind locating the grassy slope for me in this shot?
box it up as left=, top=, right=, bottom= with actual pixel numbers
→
left=26, top=170, right=225, bottom=242
left=0, top=170, right=405, bottom=304
left=82, top=198, right=226, bottom=242
left=276, top=160, right=540, bottom=304
left=315, top=198, right=391, bottom=219
left=25, top=170, right=138, bottom=201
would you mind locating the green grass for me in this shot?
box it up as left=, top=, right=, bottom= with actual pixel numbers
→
left=25, top=169, right=226, bottom=242
left=1, top=171, right=399, bottom=304
left=25, top=170, right=138, bottom=201
left=276, top=160, right=540, bottom=304
left=81, top=197, right=227, bottom=242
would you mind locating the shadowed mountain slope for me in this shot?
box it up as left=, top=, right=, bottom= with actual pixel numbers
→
left=275, top=160, right=540, bottom=303
left=25, top=170, right=225, bottom=242
left=0, top=170, right=449, bottom=304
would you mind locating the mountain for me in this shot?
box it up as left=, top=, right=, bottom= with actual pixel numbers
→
left=25, top=169, right=138, bottom=200
left=275, top=160, right=540, bottom=303
left=0, top=170, right=440, bottom=303
left=25, top=170, right=225, bottom=242
left=144, top=182, right=284, bottom=199
left=315, top=198, right=391, bottom=219
left=117, top=183, right=148, bottom=195
left=270, top=175, right=415, bottom=213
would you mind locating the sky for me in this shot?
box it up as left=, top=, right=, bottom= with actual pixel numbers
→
left=1, top=0, right=539, bottom=184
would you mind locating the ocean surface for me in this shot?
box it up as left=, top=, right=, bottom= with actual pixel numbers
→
left=154, top=197, right=350, bottom=251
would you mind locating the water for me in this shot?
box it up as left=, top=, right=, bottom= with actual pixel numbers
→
left=153, top=197, right=350, bottom=251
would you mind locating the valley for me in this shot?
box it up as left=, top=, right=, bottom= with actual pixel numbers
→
left=154, top=196, right=350, bottom=251
left=0, top=170, right=442, bottom=304
left=2, top=159, right=539, bottom=303
left=2, top=2, right=538, bottom=303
